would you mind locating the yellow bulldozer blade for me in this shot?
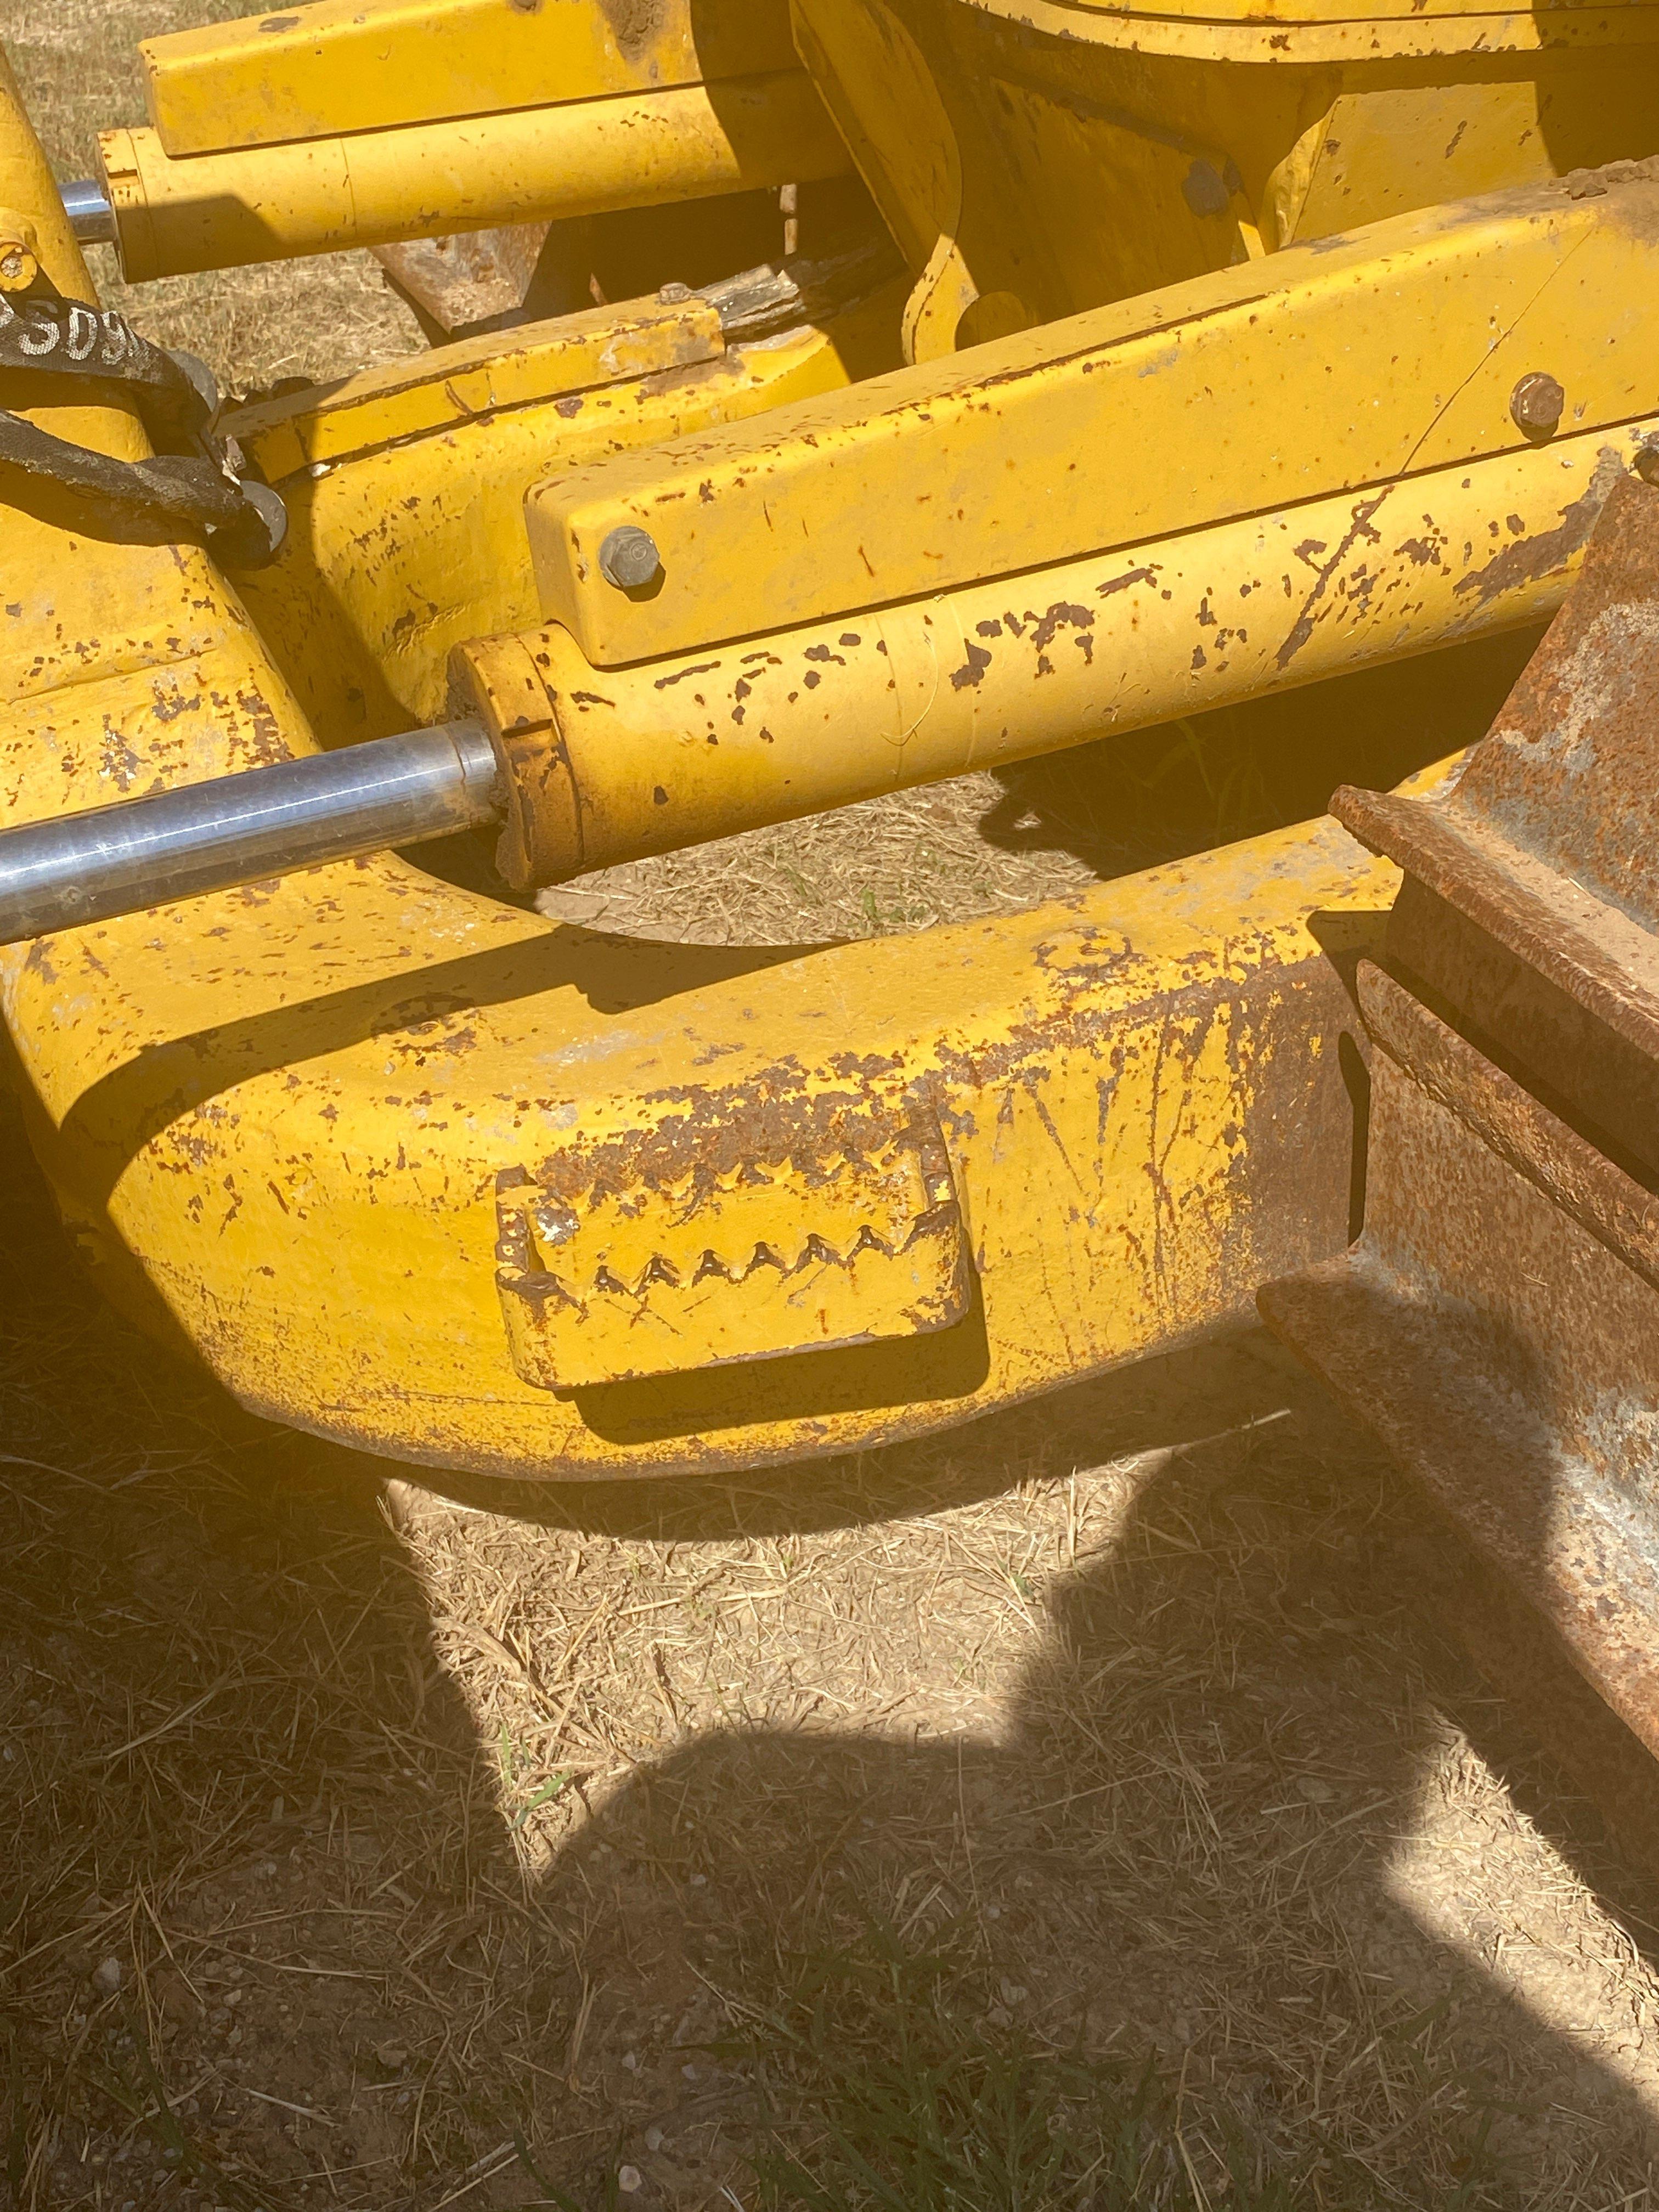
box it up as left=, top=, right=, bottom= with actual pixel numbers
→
left=0, top=38, right=1401, bottom=1478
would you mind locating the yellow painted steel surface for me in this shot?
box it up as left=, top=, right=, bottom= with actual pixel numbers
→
left=531, top=172, right=1659, bottom=669
left=9, top=809, right=1400, bottom=1479
left=793, top=0, right=1659, bottom=342
left=471, top=425, right=1644, bottom=888
left=961, top=0, right=1659, bottom=58
left=228, top=287, right=903, bottom=743
left=0, top=63, right=140, bottom=469
left=106, top=0, right=1659, bottom=321
left=235, top=294, right=731, bottom=477
left=142, top=0, right=799, bottom=155
left=0, top=54, right=1402, bottom=1480
left=99, top=72, right=849, bottom=283
left=495, top=1111, right=971, bottom=1389
left=12, top=7, right=1659, bottom=1481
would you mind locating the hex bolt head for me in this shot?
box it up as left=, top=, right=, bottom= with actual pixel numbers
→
left=1510, top=371, right=1566, bottom=438
left=598, top=524, right=663, bottom=591
left=0, top=209, right=38, bottom=291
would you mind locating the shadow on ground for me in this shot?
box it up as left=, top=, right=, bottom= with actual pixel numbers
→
left=2, top=1088, right=1657, bottom=2210
left=979, top=626, right=1549, bottom=884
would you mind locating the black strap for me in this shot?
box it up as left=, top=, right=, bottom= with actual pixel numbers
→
left=0, top=292, right=210, bottom=444
left=0, top=284, right=285, bottom=566
left=0, top=410, right=244, bottom=526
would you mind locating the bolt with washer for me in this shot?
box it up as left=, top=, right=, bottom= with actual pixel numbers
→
left=598, top=524, right=663, bottom=591
left=1510, top=371, right=1565, bottom=438
left=0, top=217, right=39, bottom=293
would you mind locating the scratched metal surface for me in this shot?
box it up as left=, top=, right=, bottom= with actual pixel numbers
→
left=1264, top=472, right=1659, bottom=1818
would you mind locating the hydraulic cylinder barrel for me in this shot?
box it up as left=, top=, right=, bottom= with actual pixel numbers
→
left=0, top=721, right=501, bottom=945
left=455, top=419, right=1652, bottom=893
left=97, top=74, right=849, bottom=282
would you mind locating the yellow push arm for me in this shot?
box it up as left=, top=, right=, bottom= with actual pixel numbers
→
left=526, top=170, right=1659, bottom=669
left=139, top=0, right=798, bottom=154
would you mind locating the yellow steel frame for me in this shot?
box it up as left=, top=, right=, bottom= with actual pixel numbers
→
left=229, top=286, right=902, bottom=742
left=793, top=0, right=1659, bottom=347
left=3, top=0, right=1657, bottom=1479
left=458, top=170, right=1659, bottom=893
left=529, top=174, right=1659, bottom=669
left=963, top=0, right=1659, bottom=61
left=100, top=0, right=1659, bottom=308
left=467, top=425, right=1641, bottom=893
left=97, top=0, right=848, bottom=283
left=142, top=0, right=801, bottom=154
left=101, top=75, right=848, bottom=283
left=0, top=49, right=1415, bottom=1479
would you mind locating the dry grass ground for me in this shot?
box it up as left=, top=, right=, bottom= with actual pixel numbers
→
left=8, top=6, right=1659, bottom=2208
left=8, top=1121, right=1659, bottom=2212
left=11, top=0, right=424, bottom=392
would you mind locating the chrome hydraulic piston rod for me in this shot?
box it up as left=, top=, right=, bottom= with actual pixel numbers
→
left=59, top=178, right=116, bottom=245
left=0, top=720, right=503, bottom=945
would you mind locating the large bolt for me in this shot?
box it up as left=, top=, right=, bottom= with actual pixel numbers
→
left=1510, top=371, right=1565, bottom=439
left=598, top=524, right=663, bottom=592
left=0, top=215, right=38, bottom=294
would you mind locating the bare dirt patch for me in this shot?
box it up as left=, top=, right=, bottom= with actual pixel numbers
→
left=7, top=8, right=1659, bottom=2209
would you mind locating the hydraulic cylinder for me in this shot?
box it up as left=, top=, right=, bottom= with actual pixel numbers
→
left=98, top=74, right=850, bottom=282
left=2, top=416, right=1638, bottom=941
left=0, top=725, right=501, bottom=944
left=453, top=422, right=1654, bottom=893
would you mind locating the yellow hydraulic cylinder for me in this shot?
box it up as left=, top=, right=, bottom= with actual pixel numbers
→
left=527, top=173, right=1659, bottom=671
left=98, top=72, right=850, bottom=283
left=458, top=424, right=1648, bottom=891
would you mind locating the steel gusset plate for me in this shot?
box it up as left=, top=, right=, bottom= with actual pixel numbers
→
left=1260, top=471, right=1659, bottom=1804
